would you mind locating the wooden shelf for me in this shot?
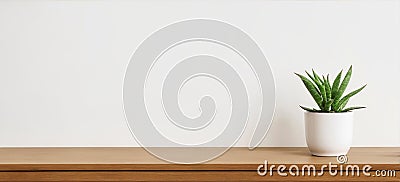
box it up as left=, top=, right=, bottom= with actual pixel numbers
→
left=0, top=147, right=398, bottom=181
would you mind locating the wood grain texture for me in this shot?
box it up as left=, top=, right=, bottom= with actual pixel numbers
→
left=0, top=147, right=398, bottom=181
left=0, top=171, right=399, bottom=182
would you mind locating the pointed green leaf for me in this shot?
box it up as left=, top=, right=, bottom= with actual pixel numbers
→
left=341, top=106, right=366, bottom=112
left=311, top=70, right=326, bottom=109
left=325, top=99, right=334, bottom=111
left=337, top=84, right=367, bottom=111
left=312, top=69, right=323, bottom=85
left=333, top=66, right=352, bottom=110
left=305, top=71, right=321, bottom=95
left=295, top=73, right=323, bottom=109
left=333, top=66, right=352, bottom=108
left=327, top=75, right=332, bottom=95
left=338, top=97, right=350, bottom=112
left=331, top=70, right=342, bottom=98
left=324, top=75, right=332, bottom=100
left=300, top=105, right=317, bottom=112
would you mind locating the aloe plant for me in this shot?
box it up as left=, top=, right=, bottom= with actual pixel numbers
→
left=295, top=66, right=366, bottom=112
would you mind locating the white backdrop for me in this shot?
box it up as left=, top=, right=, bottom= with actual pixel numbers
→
left=0, top=0, right=399, bottom=147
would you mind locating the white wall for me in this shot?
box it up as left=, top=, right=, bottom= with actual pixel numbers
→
left=0, top=0, right=399, bottom=147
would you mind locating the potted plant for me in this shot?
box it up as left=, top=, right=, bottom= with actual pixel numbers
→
left=295, top=66, right=366, bottom=156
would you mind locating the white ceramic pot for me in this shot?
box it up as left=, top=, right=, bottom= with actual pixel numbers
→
left=304, top=112, right=353, bottom=156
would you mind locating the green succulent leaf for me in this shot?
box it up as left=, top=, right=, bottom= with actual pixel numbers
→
left=331, top=70, right=342, bottom=98
left=300, top=105, right=317, bottom=112
left=305, top=71, right=321, bottom=95
left=341, top=106, right=366, bottom=112
left=295, top=73, right=323, bottom=109
left=333, top=66, right=352, bottom=109
left=325, top=99, right=334, bottom=111
left=336, top=84, right=367, bottom=111
left=337, top=97, right=350, bottom=112
left=311, top=70, right=326, bottom=109
left=312, top=69, right=323, bottom=84
left=326, top=75, right=332, bottom=98
left=324, top=75, right=332, bottom=100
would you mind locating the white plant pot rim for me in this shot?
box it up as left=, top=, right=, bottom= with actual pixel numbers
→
left=304, top=111, right=354, bottom=115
